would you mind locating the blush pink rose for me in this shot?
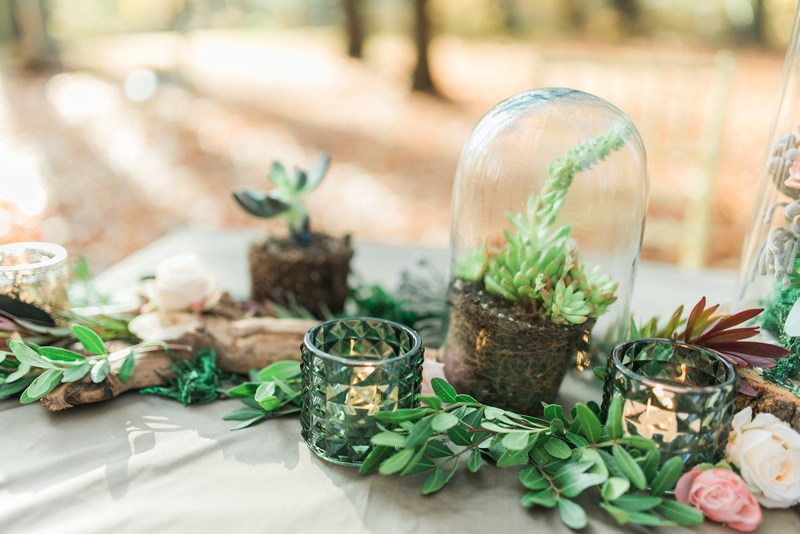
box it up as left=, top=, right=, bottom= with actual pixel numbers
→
left=675, top=467, right=762, bottom=532
left=785, top=158, right=800, bottom=189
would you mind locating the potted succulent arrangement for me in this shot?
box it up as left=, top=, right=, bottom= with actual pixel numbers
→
left=233, top=153, right=353, bottom=317
left=443, top=122, right=629, bottom=415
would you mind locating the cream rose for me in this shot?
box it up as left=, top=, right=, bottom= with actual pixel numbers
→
left=145, top=253, right=222, bottom=313
left=726, top=407, right=800, bottom=508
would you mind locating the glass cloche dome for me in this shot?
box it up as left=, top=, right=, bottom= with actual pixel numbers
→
left=442, top=88, right=648, bottom=414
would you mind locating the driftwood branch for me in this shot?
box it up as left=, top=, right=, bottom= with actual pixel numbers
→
left=41, top=317, right=316, bottom=411
left=736, top=368, right=800, bottom=431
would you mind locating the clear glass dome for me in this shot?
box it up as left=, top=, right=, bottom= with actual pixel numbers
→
left=442, top=88, right=648, bottom=414
left=736, top=5, right=800, bottom=390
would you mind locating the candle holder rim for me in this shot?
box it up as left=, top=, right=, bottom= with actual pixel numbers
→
left=0, top=242, right=68, bottom=272
left=303, top=316, right=422, bottom=367
left=611, top=337, right=737, bottom=394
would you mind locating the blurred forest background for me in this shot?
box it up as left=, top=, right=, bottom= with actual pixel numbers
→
left=0, top=0, right=797, bottom=272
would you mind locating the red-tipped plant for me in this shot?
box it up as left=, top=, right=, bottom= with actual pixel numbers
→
left=631, top=297, right=790, bottom=395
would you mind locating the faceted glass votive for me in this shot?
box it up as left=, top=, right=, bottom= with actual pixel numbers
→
left=602, top=338, right=737, bottom=466
left=0, top=242, right=69, bottom=323
left=300, top=318, right=424, bottom=466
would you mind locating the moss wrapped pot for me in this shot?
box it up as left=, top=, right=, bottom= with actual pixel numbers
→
left=442, top=89, right=648, bottom=415
left=234, top=153, right=353, bottom=317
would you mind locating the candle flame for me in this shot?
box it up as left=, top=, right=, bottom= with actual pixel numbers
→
left=677, top=364, right=688, bottom=382
left=653, top=384, right=674, bottom=410
left=350, top=338, right=356, bottom=355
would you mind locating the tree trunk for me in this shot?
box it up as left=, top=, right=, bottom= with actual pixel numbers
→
left=342, top=0, right=364, bottom=59
left=412, top=0, right=437, bottom=94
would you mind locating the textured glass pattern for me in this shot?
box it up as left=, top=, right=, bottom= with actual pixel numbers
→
left=601, top=339, right=737, bottom=466
left=301, top=318, right=424, bottom=466
left=0, top=242, right=69, bottom=320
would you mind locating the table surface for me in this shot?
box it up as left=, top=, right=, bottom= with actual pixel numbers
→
left=2, top=228, right=798, bottom=534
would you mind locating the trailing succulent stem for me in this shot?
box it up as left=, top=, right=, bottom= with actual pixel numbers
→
left=232, top=153, right=331, bottom=246
left=457, top=122, right=628, bottom=325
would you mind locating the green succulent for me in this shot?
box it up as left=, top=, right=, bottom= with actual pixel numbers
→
left=457, top=122, right=628, bottom=325
left=232, top=153, right=330, bottom=245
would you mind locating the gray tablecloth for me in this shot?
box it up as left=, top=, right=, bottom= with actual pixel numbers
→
left=2, top=229, right=798, bottom=533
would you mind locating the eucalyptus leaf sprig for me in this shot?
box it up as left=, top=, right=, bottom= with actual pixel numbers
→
left=360, top=378, right=703, bottom=530
left=1, top=325, right=165, bottom=404
left=222, top=360, right=302, bottom=430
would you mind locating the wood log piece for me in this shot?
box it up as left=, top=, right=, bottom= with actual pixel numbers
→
left=41, top=317, right=316, bottom=412
left=736, top=368, right=800, bottom=431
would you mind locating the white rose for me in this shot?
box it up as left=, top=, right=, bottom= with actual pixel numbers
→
left=145, top=253, right=222, bottom=313
left=726, top=407, right=800, bottom=508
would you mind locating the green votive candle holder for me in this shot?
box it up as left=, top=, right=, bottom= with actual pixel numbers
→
left=601, top=338, right=737, bottom=466
left=300, top=317, right=424, bottom=466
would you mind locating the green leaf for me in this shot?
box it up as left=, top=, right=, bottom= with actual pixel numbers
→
left=6, top=362, right=31, bottom=383
left=519, top=465, right=548, bottom=490
left=406, top=417, right=434, bottom=448
left=430, top=378, right=457, bottom=403
left=425, top=440, right=454, bottom=458
left=467, top=449, right=483, bottom=473
left=612, top=445, right=646, bottom=490
left=484, top=406, right=504, bottom=420
left=454, top=393, right=478, bottom=403
left=625, top=511, right=676, bottom=527
left=543, top=437, right=572, bottom=459
left=543, top=403, right=569, bottom=423
left=358, top=445, right=392, bottom=475
left=641, top=448, right=661, bottom=482
left=565, top=432, right=590, bottom=448
left=375, top=407, right=431, bottom=423
left=601, top=477, right=630, bottom=501
left=38, top=347, right=85, bottom=362
left=596, top=449, right=626, bottom=480
left=558, top=499, right=588, bottom=530
left=421, top=463, right=457, bottom=495
left=502, top=431, right=530, bottom=451
left=229, top=415, right=267, bottom=430
left=605, top=395, right=623, bottom=439
left=90, top=359, right=110, bottom=383
left=8, top=340, right=55, bottom=369
left=521, top=489, right=557, bottom=509
left=72, top=324, right=106, bottom=355
left=612, top=494, right=662, bottom=512
left=654, top=501, right=704, bottom=526
left=0, top=375, right=35, bottom=398
left=617, top=436, right=656, bottom=450
left=600, top=503, right=630, bottom=524
left=497, top=446, right=531, bottom=467
left=20, top=369, right=63, bottom=403
left=118, top=352, right=135, bottom=383
left=254, top=384, right=281, bottom=411
left=223, top=407, right=266, bottom=421
left=447, top=423, right=473, bottom=446
left=481, top=421, right=513, bottom=433
left=580, top=448, right=608, bottom=478
left=418, top=395, right=442, bottom=410
left=431, top=412, right=459, bottom=433
left=400, top=444, right=428, bottom=476
left=370, top=431, right=407, bottom=448
left=379, top=448, right=416, bottom=475
left=649, top=456, right=684, bottom=496
left=62, top=362, right=91, bottom=382
left=225, top=382, right=259, bottom=398
left=257, top=361, right=301, bottom=381
left=575, top=404, right=603, bottom=443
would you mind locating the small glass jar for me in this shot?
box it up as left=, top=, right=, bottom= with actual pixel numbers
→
left=0, top=242, right=69, bottom=323
left=602, top=338, right=737, bottom=466
left=300, top=318, right=424, bottom=466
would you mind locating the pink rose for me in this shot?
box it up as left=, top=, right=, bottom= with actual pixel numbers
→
left=675, top=467, right=762, bottom=532
left=420, top=355, right=446, bottom=397
left=785, top=158, right=800, bottom=189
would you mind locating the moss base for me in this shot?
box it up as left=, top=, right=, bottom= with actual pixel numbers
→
left=249, top=233, right=353, bottom=318
left=442, top=279, right=594, bottom=415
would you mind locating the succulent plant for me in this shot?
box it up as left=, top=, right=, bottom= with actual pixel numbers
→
left=457, top=122, right=629, bottom=325
left=232, top=153, right=330, bottom=245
